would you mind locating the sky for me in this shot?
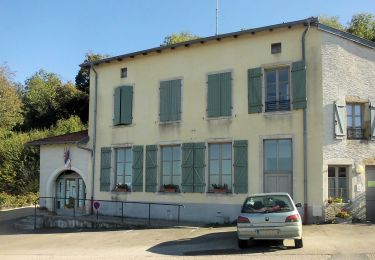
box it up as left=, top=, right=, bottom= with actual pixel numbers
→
left=1, top=0, right=374, bottom=84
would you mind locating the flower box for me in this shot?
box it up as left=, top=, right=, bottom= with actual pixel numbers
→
left=163, top=184, right=179, bottom=193
left=213, top=188, right=228, bottom=193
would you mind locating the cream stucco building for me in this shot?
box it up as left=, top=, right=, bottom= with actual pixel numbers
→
left=32, top=17, right=375, bottom=223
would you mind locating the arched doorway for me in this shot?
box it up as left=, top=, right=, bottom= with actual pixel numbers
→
left=55, top=170, right=86, bottom=210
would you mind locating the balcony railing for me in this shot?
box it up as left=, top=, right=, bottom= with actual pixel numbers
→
left=347, top=128, right=365, bottom=140
left=265, top=99, right=290, bottom=112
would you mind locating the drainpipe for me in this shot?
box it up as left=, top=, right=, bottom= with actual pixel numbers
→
left=91, top=64, right=99, bottom=215
left=301, top=19, right=311, bottom=224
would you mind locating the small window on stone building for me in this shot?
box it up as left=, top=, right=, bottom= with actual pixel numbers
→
left=121, top=67, right=128, bottom=78
left=271, top=43, right=281, bottom=54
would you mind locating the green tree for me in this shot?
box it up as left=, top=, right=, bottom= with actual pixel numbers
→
left=347, top=13, right=375, bottom=41
left=51, top=115, right=86, bottom=136
left=75, top=52, right=109, bottom=94
left=22, top=70, right=89, bottom=129
left=162, top=32, right=200, bottom=45
left=0, top=65, right=23, bottom=131
left=319, top=16, right=345, bottom=31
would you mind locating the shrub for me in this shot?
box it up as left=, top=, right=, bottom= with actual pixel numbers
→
left=0, top=192, right=38, bottom=209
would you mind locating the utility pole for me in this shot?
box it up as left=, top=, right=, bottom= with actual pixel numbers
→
left=216, top=0, right=219, bottom=35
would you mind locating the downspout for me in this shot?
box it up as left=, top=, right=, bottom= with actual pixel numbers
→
left=302, top=19, right=311, bottom=224
left=91, top=64, right=99, bottom=214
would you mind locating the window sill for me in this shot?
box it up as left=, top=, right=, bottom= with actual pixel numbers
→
left=113, top=123, right=135, bottom=128
left=157, top=191, right=182, bottom=195
left=159, top=120, right=181, bottom=125
left=263, top=110, right=292, bottom=117
left=111, top=190, right=131, bottom=194
left=206, top=116, right=233, bottom=121
left=206, top=191, right=234, bottom=196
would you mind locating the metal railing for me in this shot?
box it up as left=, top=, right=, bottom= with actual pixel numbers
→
left=34, top=196, right=184, bottom=230
left=347, top=128, right=365, bottom=140
left=265, top=99, right=290, bottom=112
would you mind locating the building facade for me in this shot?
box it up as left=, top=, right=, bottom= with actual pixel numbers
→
left=34, top=18, right=375, bottom=223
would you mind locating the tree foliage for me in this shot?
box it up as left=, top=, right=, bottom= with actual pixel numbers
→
left=347, top=13, right=375, bottom=42
left=75, top=52, right=109, bottom=94
left=162, top=32, right=200, bottom=45
left=320, top=13, right=375, bottom=42
left=319, top=16, right=345, bottom=31
left=22, top=70, right=89, bottom=130
left=0, top=65, right=23, bottom=131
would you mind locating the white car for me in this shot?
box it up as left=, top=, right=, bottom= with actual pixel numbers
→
left=237, top=192, right=303, bottom=248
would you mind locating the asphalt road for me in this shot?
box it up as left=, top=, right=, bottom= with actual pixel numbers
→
left=0, top=208, right=375, bottom=259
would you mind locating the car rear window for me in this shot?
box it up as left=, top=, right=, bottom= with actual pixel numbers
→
left=242, top=195, right=294, bottom=213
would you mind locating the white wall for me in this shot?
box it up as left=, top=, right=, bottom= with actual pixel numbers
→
left=322, top=32, right=375, bottom=215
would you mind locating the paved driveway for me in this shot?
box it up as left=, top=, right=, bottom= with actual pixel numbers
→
left=0, top=208, right=375, bottom=259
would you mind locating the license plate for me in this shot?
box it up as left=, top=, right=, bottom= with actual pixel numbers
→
left=257, top=229, right=279, bottom=236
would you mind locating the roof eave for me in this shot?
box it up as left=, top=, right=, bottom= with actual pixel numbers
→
left=80, top=17, right=319, bottom=68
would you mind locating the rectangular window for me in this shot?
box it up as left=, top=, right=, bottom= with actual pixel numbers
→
left=265, top=68, right=290, bottom=112
left=263, top=139, right=292, bottom=195
left=160, top=79, right=182, bottom=122
left=115, top=147, right=133, bottom=189
left=271, top=43, right=282, bottom=54
left=209, top=143, right=232, bottom=192
left=161, top=146, right=181, bottom=190
left=207, top=72, right=232, bottom=117
left=121, top=67, right=128, bottom=78
left=347, top=103, right=364, bottom=139
left=328, top=166, right=348, bottom=202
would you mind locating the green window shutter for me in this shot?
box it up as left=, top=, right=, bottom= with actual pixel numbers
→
left=132, top=145, right=144, bottom=192
left=170, top=79, right=182, bottom=121
left=120, top=86, right=133, bottom=124
left=181, top=143, right=194, bottom=192
left=248, top=67, right=263, bottom=113
left=207, top=74, right=221, bottom=117
left=233, top=140, right=248, bottom=194
left=292, top=60, right=307, bottom=109
left=160, top=81, right=171, bottom=122
left=220, top=72, right=232, bottom=116
left=371, top=102, right=375, bottom=140
left=334, top=100, right=346, bottom=139
left=100, top=148, right=112, bottom=191
left=193, top=142, right=206, bottom=193
left=145, top=145, right=158, bottom=192
left=113, top=87, right=121, bottom=125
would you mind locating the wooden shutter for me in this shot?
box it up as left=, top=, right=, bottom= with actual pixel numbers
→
left=248, top=67, right=263, bottom=113
left=120, top=86, right=133, bottom=124
left=113, top=87, right=121, bottom=125
left=292, top=60, right=307, bottom=109
left=193, top=143, right=206, bottom=193
left=233, top=140, right=248, bottom=194
left=145, top=145, right=158, bottom=192
left=170, top=79, right=182, bottom=121
left=100, top=148, right=112, bottom=191
left=334, top=100, right=346, bottom=139
left=207, top=74, right=221, bottom=117
left=220, top=72, right=232, bottom=116
left=132, top=145, right=144, bottom=192
left=371, top=102, right=375, bottom=140
left=181, top=143, right=194, bottom=192
left=160, top=81, right=171, bottom=122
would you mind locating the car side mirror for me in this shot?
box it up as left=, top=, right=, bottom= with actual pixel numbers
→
left=295, top=203, right=302, bottom=207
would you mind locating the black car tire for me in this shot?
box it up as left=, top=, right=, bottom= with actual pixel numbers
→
left=294, top=238, right=303, bottom=248
left=238, top=239, right=248, bottom=249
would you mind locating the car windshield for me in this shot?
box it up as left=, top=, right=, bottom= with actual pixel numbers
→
left=242, top=195, right=294, bottom=213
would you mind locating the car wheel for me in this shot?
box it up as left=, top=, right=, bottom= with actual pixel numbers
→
left=294, top=238, right=303, bottom=248
left=238, top=239, right=248, bottom=249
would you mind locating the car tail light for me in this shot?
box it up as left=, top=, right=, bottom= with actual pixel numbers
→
left=285, top=214, right=300, bottom=222
left=237, top=216, right=250, bottom=223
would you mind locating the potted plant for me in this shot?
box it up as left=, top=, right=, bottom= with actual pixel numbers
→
left=163, top=184, right=179, bottom=193
left=333, top=197, right=343, bottom=203
left=211, top=184, right=229, bottom=193
left=115, top=183, right=130, bottom=192
left=65, top=197, right=75, bottom=208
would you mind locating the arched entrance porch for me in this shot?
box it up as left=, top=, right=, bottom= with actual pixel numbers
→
left=55, top=170, right=87, bottom=210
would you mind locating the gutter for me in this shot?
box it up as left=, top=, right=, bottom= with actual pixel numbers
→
left=301, top=19, right=311, bottom=225
left=91, top=64, right=99, bottom=214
